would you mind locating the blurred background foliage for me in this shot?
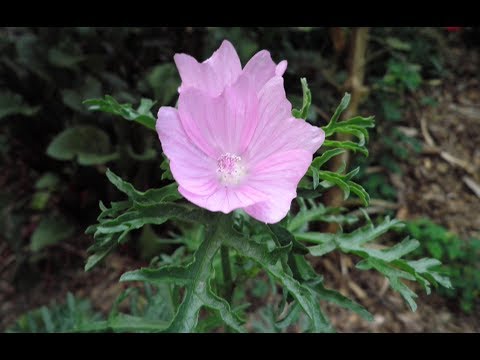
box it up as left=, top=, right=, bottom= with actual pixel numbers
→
left=1, top=27, right=479, bottom=332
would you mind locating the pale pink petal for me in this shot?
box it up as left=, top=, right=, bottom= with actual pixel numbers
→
left=242, top=50, right=277, bottom=93
left=244, top=149, right=313, bottom=223
left=275, top=60, right=288, bottom=76
left=156, top=107, right=217, bottom=195
left=245, top=76, right=325, bottom=165
left=174, top=40, right=241, bottom=97
left=174, top=54, right=221, bottom=96
left=178, top=183, right=267, bottom=214
left=204, top=40, right=242, bottom=89
left=177, top=74, right=258, bottom=157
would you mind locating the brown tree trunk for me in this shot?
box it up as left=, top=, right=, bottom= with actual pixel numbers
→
left=323, top=27, right=370, bottom=233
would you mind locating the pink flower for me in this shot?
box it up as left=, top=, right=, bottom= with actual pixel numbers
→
left=156, top=41, right=325, bottom=223
left=174, top=40, right=288, bottom=97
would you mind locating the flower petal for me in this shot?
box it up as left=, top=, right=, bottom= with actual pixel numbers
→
left=204, top=40, right=242, bottom=89
left=275, top=60, right=288, bottom=76
left=177, top=74, right=259, bottom=157
left=178, top=183, right=267, bottom=214
left=156, top=107, right=217, bottom=195
left=174, top=40, right=241, bottom=96
left=245, top=76, right=325, bottom=165
left=244, top=149, right=313, bottom=223
left=242, top=50, right=277, bottom=93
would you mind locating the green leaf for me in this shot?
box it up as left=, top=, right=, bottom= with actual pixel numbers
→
left=348, top=181, right=370, bottom=207
left=310, top=149, right=346, bottom=170
left=0, top=90, right=40, bottom=120
left=267, top=224, right=309, bottom=255
left=84, top=244, right=116, bottom=272
left=30, top=191, right=51, bottom=211
left=303, top=217, right=404, bottom=258
left=288, top=204, right=358, bottom=233
left=122, top=215, right=244, bottom=333
left=83, top=95, right=156, bottom=130
left=30, top=217, right=74, bottom=252
left=121, top=265, right=191, bottom=286
left=322, top=140, right=369, bottom=157
left=48, top=48, right=85, bottom=68
left=225, top=228, right=333, bottom=332
left=385, top=37, right=412, bottom=51
left=318, top=171, right=350, bottom=199
left=311, top=166, right=320, bottom=190
left=298, top=213, right=450, bottom=311
left=105, top=169, right=181, bottom=205
left=85, top=171, right=202, bottom=271
left=35, top=173, right=60, bottom=190
left=324, top=93, right=351, bottom=130
left=359, top=258, right=418, bottom=311
left=292, top=78, right=312, bottom=120
left=46, top=126, right=117, bottom=165
left=310, top=282, right=373, bottom=321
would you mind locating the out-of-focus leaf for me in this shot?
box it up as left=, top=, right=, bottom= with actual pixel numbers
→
left=0, top=90, right=40, bottom=120
left=145, top=64, right=180, bottom=105
left=30, top=217, right=74, bottom=252
left=46, top=126, right=117, bottom=165
left=48, top=48, right=85, bottom=68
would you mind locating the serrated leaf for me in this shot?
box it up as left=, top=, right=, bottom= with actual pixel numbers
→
left=83, top=95, right=156, bottom=130
left=225, top=228, right=333, bottom=333
left=309, top=282, right=373, bottom=321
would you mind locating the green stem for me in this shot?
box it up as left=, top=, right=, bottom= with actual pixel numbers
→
left=221, top=245, right=234, bottom=303
left=167, top=215, right=224, bottom=332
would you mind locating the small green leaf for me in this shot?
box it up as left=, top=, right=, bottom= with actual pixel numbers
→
left=311, top=166, right=320, bottom=190
left=318, top=171, right=350, bottom=199
left=310, top=149, right=346, bottom=170
left=292, top=78, right=312, bottom=120
left=324, top=93, right=351, bottom=130
left=348, top=181, right=370, bottom=206
left=35, top=173, right=60, bottom=190
left=322, top=140, right=369, bottom=157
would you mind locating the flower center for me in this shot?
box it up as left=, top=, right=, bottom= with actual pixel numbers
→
left=216, top=153, right=246, bottom=186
